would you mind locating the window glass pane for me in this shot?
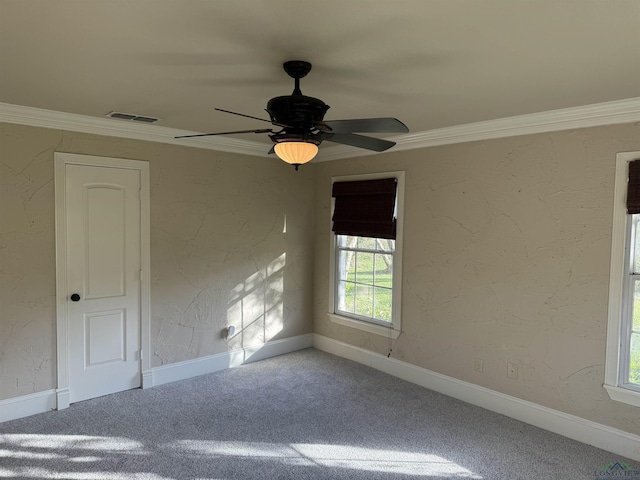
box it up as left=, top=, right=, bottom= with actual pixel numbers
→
left=635, top=215, right=640, bottom=273
left=373, top=287, right=392, bottom=322
left=355, top=252, right=374, bottom=284
left=355, top=284, right=373, bottom=317
left=374, top=254, right=393, bottom=287
left=338, top=250, right=356, bottom=282
left=358, top=237, right=376, bottom=250
left=370, top=238, right=395, bottom=253
left=635, top=281, right=640, bottom=332
left=630, top=333, right=640, bottom=385
left=338, top=281, right=355, bottom=313
left=338, top=235, right=358, bottom=249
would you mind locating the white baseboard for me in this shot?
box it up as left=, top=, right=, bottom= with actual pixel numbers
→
left=55, top=387, right=70, bottom=410
left=0, top=334, right=313, bottom=423
left=312, top=333, right=640, bottom=462
left=0, top=389, right=56, bottom=423
left=141, top=370, right=153, bottom=389
left=150, top=333, right=314, bottom=387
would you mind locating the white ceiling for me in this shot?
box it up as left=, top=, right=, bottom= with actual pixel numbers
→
left=1, top=0, right=639, bottom=154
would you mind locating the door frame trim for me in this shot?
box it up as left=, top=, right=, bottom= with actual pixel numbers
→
left=54, top=152, right=151, bottom=409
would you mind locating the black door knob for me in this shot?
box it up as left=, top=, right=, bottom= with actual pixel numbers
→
left=70, top=293, right=81, bottom=302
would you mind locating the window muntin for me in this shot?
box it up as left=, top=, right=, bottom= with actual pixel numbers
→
left=335, top=235, right=395, bottom=324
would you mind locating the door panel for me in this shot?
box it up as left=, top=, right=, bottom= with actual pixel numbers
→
left=85, top=310, right=125, bottom=366
left=66, top=164, right=141, bottom=403
left=85, top=185, right=126, bottom=298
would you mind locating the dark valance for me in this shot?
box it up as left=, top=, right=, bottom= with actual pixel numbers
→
left=331, top=178, right=397, bottom=239
left=627, top=160, right=640, bottom=214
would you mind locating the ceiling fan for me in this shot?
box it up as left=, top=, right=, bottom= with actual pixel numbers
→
left=175, top=60, right=409, bottom=169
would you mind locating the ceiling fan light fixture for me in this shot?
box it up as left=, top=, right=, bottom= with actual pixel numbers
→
left=274, top=141, right=318, bottom=170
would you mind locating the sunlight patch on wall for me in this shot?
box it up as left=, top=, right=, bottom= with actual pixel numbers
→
left=227, top=253, right=286, bottom=349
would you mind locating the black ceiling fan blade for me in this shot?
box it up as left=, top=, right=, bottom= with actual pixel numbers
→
left=215, top=108, right=291, bottom=129
left=326, top=133, right=396, bottom=152
left=321, top=117, right=408, bottom=133
left=175, top=128, right=274, bottom=139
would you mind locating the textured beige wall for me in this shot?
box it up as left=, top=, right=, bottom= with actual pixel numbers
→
left=313, top=123, right=640, bottom=435
left=0, top=123, right=315, bottom=400
left=3, top=120, right=640, bottom=436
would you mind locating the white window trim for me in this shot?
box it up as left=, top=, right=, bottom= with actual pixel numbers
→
left=605, top=151, right=640, bottom=407
left=328, top=171, right=404, bottom=339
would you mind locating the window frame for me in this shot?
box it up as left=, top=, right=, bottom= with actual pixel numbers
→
left=328, top=171, right=404, bottom=339
left=605, top=151, right=640, bottom=407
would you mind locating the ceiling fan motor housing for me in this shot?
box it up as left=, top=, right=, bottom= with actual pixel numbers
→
left=266, top=95, right=330, bottom=134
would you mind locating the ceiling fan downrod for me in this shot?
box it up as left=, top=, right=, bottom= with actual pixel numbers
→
left=283, top=60, right=312, bottom=96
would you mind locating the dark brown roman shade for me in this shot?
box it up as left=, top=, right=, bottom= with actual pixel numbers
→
left=627, top=160, right=640, bottom=214
left=332, top=178, right=397, bottom=239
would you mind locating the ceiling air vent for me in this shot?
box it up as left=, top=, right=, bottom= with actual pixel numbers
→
left=106, top=111, right=160, bottom=123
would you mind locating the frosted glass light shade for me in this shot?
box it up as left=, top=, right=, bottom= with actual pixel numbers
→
left=274, top=142, right=318, bottom=167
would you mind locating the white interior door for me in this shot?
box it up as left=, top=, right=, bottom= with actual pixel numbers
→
left=65, top=163, right=142, bottom=403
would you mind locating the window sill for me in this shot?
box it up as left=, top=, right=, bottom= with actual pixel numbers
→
left=328, top=313, right=401, bottom=339
left=603, top=384, right=640, bottom=408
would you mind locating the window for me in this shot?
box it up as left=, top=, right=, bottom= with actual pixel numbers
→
left=328, top=172, right=404, bottom=338
left=605, top=151, right=640, bottom=407
left=335, top=235, right=395, bottom=323
left=623, top=214, right=640, bottom=385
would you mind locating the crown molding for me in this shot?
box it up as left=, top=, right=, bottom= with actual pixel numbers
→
left=315, top=97, right=640, bottom=161
left=0, top=102, right=268, bottom=157
left=1, top=98, right=639, bottom=161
